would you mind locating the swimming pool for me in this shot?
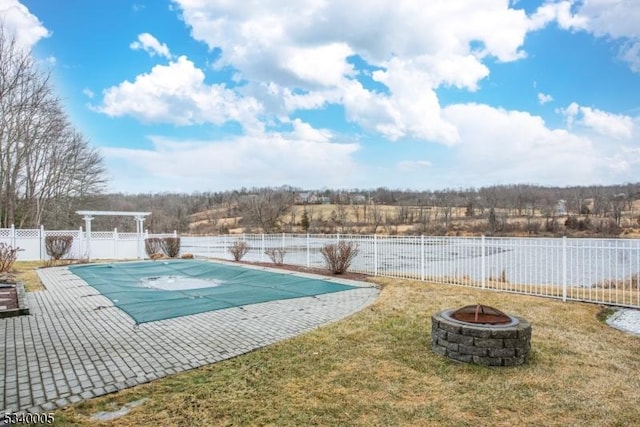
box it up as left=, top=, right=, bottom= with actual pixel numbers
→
left=69, top=259, right=360, bottom=324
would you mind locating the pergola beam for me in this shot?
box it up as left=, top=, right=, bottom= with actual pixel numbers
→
left=76, top=211, right=152, bottom=261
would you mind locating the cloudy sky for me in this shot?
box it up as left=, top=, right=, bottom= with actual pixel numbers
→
left=3, top=0, right=640, bottom=193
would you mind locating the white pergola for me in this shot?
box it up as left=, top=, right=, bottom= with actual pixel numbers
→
left=76, top=210, right=151, bottom=260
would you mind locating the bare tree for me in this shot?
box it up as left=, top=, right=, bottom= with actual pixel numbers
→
left=369, top=203, right=383, bottom=234
left=243, top=188, right=294, bottom=233
left=350, top=203, right=362, bottom=225
left=0, top=26, right=105, bottom=228
left=334, top=203, right=348, bottom=233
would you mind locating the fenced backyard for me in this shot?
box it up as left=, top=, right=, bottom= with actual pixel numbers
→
left=182, top=233, right=640, bottom=309
left=2, top=226, right=639, bottom=309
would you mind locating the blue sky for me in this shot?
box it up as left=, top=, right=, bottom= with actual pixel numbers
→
left=2, top=0, right=640, bottom=193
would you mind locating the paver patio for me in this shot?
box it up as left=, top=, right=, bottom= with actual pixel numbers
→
left=1, top=263, right=378, bottom=413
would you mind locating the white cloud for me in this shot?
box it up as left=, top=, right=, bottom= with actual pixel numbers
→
left=576, top=0, right=640, bottom=39
left=82, top=88, right=94, bottom=99
left=443, top=103, right=600, bottom=185
left=397, top=160, right=432, bottom=171
left=130, top=33, right=171, bottom=59
left=102, top=125, right=361, bottom=192
left=171, top=0, right=537, bottom=142
left=0, top=0, right=49, bottom=49
left=538, top=92, right=553, bottom=105
left=528, top=1, right=588, bottom=31
left=531, top=0, right=640, bottom=73
left=620, top=40, right=640, bottom=73
left=561, top=102, right=634, bottom=139
left=342, top=61, right=460, bottom=144
left=437, top=102, right=640, bottom=187
left=94, top=56, right=263, bottom=130
left=574, top=0, right=640, bottom=72
left=282, top=43, right=354, bottom=87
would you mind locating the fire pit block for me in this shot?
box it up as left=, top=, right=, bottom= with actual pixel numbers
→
left=431, top=308, right=531, bottom=366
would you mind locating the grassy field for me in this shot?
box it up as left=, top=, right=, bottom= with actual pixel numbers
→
left=47, top=274, right=640, bottom=426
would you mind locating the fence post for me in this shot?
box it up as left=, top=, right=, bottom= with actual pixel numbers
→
left=78, top=226, right=83, bottom=260
left=306, top=233, right=310, bottom=268
left=114, top=228, right=119, bottom=259
left=10, top=224, right=16, bottom=249
left=39, top=225, right=45, bottom=261
left=419, top=235, right=424, bottom=281
left=261, top=234, right=265, bottom=262
left=481, top=235, right=486, bottom=289
left=374, top=234, right=378, bottom=276
left=337, top=233, right=340, bottom=243
left=562, top=236, right=567, bottom=302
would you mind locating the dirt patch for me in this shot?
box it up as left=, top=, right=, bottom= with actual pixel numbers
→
left=239, top=261, right=370, bottom=282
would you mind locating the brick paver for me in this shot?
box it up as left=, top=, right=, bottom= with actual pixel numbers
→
left=1, top=262, right=378, bottom=413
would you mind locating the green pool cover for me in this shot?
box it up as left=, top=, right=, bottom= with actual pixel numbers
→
left=69, top=260, right=358, bottom=324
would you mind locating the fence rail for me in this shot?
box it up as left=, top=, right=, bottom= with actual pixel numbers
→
left=2, top=227, right=639, bottom=309
left=181, top=233, right=640, bottom=309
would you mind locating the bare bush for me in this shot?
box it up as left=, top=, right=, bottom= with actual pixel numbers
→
left=265, top=248, right=287, bottom=265
left=593, top=273, right=639, bottom=290
left=229, top=241, right=250, bottom=261
left=320, top=241, right=360, bottom=274
left=145, top=238, right=163, bottom=257
left=161, top=237, right=181, bottom=258
left=45, top=235, right=74, bottom=260
left=0, top=243, right=22, bottom=273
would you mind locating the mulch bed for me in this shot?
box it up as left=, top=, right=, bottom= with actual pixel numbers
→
left=240, top=261, right=370, bottom=282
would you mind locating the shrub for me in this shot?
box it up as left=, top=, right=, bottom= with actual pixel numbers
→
left=265, top=248, right=286, bottom=265
left=161, top=237, right=181, bottom=258
left=229, top=241, right=250, bottom=261
left=320, top=241, right=359, bottom=274
left=0, top=243, right=22, bottom=273
left=545, top=217, right=559, bottom=233
left=595, top=219, right=621, bottom=236
left=145, top=238, right=163, bottom=257
left=565, top=216, right=579, bottom=230
left=45, top=235, right=74, bottom=261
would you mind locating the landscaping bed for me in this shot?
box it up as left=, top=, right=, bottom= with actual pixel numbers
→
left=240, top=261, right=370, bottom=282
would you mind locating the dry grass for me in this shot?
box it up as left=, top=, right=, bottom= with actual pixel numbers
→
left=13, top=259, right=125, bottom=292
left=12, top=261, right=46, bottom=291
left=50, top=276, right=640, bottom=426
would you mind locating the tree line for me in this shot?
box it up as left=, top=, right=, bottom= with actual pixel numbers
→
left=56, top=183, right=638, bottom=237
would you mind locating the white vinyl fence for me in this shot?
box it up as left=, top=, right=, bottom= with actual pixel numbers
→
left=2, top=227, right=639, bottom=309
left=182, top=233, right=640, bottom=309
left=0, top=226, right=176, bottom=261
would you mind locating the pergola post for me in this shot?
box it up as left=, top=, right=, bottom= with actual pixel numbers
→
left=82, top=214, right=94, bottom=261
left=134, top=215, right=146, bottom=260
left=76, top=211, right=152, bottom=261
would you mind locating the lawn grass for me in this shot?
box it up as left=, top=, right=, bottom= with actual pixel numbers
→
left=12, top=261, right=46, bottom=291
left=48, top=275, right=640, bottom=426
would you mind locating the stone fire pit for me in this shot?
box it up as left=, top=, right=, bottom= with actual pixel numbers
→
left=431, top=304, right=531, bottom=366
